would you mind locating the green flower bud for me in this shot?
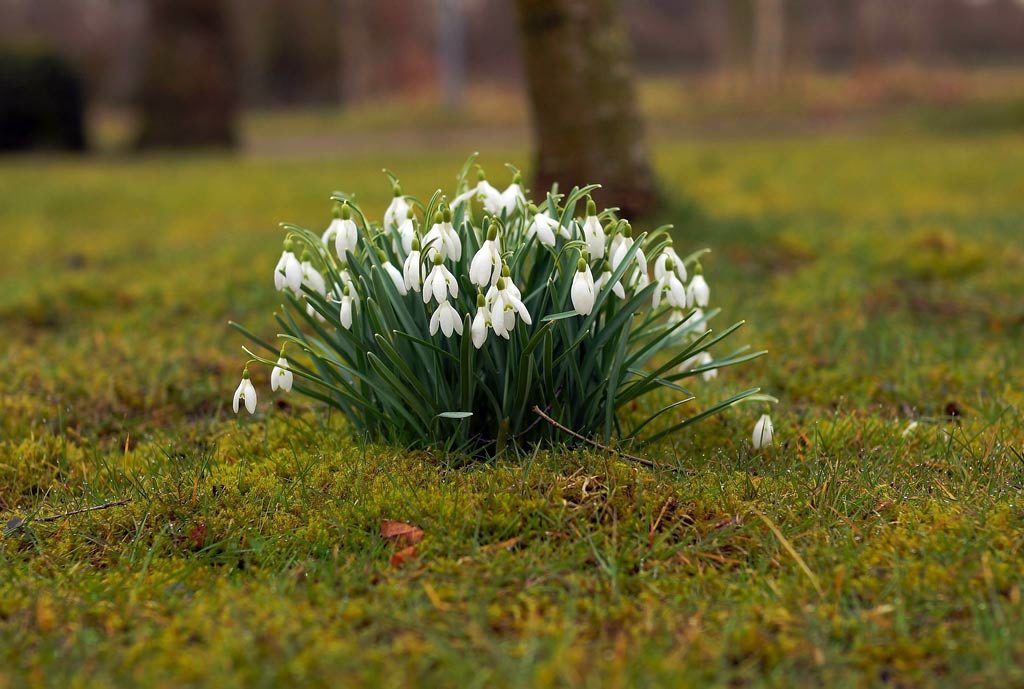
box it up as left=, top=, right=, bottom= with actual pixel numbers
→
left=433, top=210, right=443, bottom=224
left=442, top=207, right=452, bottom=223
left=340, top=203, right=352, bottom=220
left=486, top=221, right=498, bottom=241
left=527, top=202, right=538, bottom=215
left=501, top=263, right=510, bottom=278
left=332, top=204, right=342, bottom=219
left=586, top=198, right=597, bottom=217
left=476, top=292, right=486, bottom=308
left=432, top=252, right=444, bottom=265
left=411, top=236, right=421, bottom=251
left=392, top=183, right=402, bottom=198
left=621, top=221, right=632, bottom=238
left=576, top=258, right=588, bottom=273
left=496, top=277, right=506, bottom=290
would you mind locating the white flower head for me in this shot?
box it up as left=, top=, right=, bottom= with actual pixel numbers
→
left=274, top=239, right=303, bottom=293
left=525, top=205, right=560, bottom=247
left=469, top=219, right=503, bottom=287
left=429, top=299, right=464, bottom=338
left=680, top=351, right=716, bottom=381
left=581, top=199, right=607, bottom=260
left=688, top=266, right=710, bottom=308
left=422, top=206, right=462, bottom=261
left=471, top=293, right=491, bottom=349
left=496, top=173, right=525, bottom=216
left=752, top=414, right=774, bottom=449
left=453, top=168, right=501, bottom=213
left=423, top=252, right=459, bottom=304
left=338, top=282, right=357, bottom=329
left=571, top=257, right=596, bottom=316
left=488, top=264, right=532, bottom=332
left=652, top=255, right=686, bottom=309
left=382, top=258, right=408, bottom=296
left=232, top=369, right=257, bottom=414
left=300, top=255, right=327, bottom=296
left=271, top=354, right=293, bottom=392
left=384, top=184, right=410, bottom=230
left=403, top=235, right=425, bottom=293
left=654, top=244, right=687, bottom=283
left=333, top=203, right=359, bottom=260
left=394, top=206, right=417, bottom=255
left=595, top=260, right=625, bottom=299
left=610, top=222, right=648, bottom=286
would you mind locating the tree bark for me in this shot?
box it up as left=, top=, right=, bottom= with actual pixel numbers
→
left=752, top=0, right=785, bottom=92
left=513, top=0, right=658, bottom=217
left=136, top=0, right=238, bottom=149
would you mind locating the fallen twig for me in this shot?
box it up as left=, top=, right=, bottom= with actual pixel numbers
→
left=531, top=406, right=656, bottom=468
left=36, top=498, right=132, bottom=523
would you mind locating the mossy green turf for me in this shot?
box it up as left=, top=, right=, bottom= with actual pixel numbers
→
left=2, top=131, right=1023, bottom=688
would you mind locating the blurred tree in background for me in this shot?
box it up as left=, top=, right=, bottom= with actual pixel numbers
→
left=136, top=0, right=239, bottom=149
left=0, top=47, right=86, bottom=152
left=514, top=0, right=658, bottom=216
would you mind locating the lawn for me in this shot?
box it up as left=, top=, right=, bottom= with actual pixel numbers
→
left=2, top=126, right=1023, bottom=687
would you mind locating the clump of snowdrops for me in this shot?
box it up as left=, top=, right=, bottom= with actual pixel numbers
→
left=231, top=158, right=775, bottom=455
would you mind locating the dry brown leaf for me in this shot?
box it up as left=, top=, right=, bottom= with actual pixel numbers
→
left=380, top=519, right=424, bottom=546
left=390, top=545, right=417, bottom=568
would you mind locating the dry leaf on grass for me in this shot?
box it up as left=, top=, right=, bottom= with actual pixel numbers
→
left=390, top=545, right=417, bottom=568
left=380, top=519, right=424, bottom=546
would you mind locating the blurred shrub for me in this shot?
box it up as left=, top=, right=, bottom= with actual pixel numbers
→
left=0, top=46, right=86, bottom=152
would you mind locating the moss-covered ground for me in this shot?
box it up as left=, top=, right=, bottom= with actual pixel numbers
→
left=2, top=123, right=1023, bottom=687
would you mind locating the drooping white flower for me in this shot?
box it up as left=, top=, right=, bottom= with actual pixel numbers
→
left=339, top=283, right=357, bottom=329
left=471, top=293, right=490, bottom=349
left=690, top=308, right=708, bottom=334
left=271, top=355, right=293, bottom=392
left=382, top=260, right=408, bottom=296
left=752, top=414, right=774, bottom=449
left=300, top=256, right=327, bottom=296
left=232, top=370, right=257, bottom=414
left=652, top=256, right=686, bottom=309
left=422, top=253, right=459, bottom=304
left=595, top=260, right=625, bottom=299
left=394, top=207, right=416, bottom=254
left=422, top=207, right=462, bottom=261
left=654, top=245, right=687, bottom=283
left=403, top=236, right=425, bottom=293
left=688, top=267, right=710, bottom=308
left=384, top=185, right=410, bottom=230
left=453, top=170, right=501, bottom=212
left=581, top=199, right=606, bottom=259
left=274, top=241, right=303, bottom=293
left=333, top=204, right=359, bottom=260
left=610, top=222, right=648, bottom=286
left=469, top=220, right=502, bottom=287
left=680, top=351, right=717, bottom=381
left=525, top=207, right=560, bottom=247
left=306, top=301, right=326, bottom=322
left=487, top=266, right=532, bottom=332
left=429, top=299, right=464, bottom=337
left=570, top=258, right=596, bottom=315
left=496, top=174, right=525, bottom=216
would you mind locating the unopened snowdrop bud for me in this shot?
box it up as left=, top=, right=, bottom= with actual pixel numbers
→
left=430, top=299, right=464, bottom=338
left=384, top=184, right=410, bottom=230
left=271, top=352, right=293, bottom=392
left=469, top=219, right=503, bottom=287
left=688, top=264, right=710, bottom=308
left=403, top=235, right=424, bottom=292
left=581, top=198, right=606, bottom=259
left=334, top=203, right=359, bottom=260
left=752, top=414, right=774, bottom=449
left=339, top=283, right=356, bottom=329
left=232, top=369, right=257, bottom=415
left=571, top=257, right=596, bottom=315
left=300, top=252, right=327, bottom=296
left=596, top=260, right=625, bottom=299
left=423, top=252, right=459, bottom=304
left=275, top=238, right=303, bottom=293
left=471, top=292, right=490, bottom=349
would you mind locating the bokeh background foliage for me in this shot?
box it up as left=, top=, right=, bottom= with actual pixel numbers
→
left=2, top=0, right=1024, bottom=686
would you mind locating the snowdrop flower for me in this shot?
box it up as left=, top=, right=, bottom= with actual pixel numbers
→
left=394, top=207, right=416, bottom=254
left=271, top=354, right=293, bottom=392
left=453, top=169, right=501, bottom=212
left=338, top=283, right=357, bottom=329
left=688, top=265, right=710, bottom=308
left=274, top=239, right=302, bottom=293
left=654, top=244, right=687, bottom=283
left=471, top=293, right=491, bottom=349
left=403, top=236, right=425, bottom=293
left=525, top=205, right=560, bottom=247
left=382, top=259, right=408, bottom=296
left=680, top=351, right=717, bottom=381
left=423, top=253, right=459, bottom=304
left=469, top=219, right=502, bottom=287
left=652, top=256, right=686, bottom=309
left=330, top=203, right=359, bottom=261
left=232, top=369, right=257, bottom=415
left=300, top=253, right=327, bottom=296
left=610, top=222, right=648, bottom=285
left=496, top=173, right=525, bottom=216
left=383, top=184, right=410, bottom=230
left=752, top=414, right=774, bottom=449
left=571, top=257, right=596, bottom=315
left=581, top=199, right=606, bottom=259
left=690, top=308, right=708, bottom=334
left=306, top=302, right=326, bottom=323
left=488, top=265, right=532, bottom=332
left=422, top=207, right=462, bottom=261
left=430, top=299, right=463, bottom=337
left=595, top=260, right=624, bottom=299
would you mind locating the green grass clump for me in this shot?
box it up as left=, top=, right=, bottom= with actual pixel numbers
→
left=1, top=128, right=1023, bottom=687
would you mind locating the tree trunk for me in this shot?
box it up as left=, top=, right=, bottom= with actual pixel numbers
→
left=752, top=0, right=785, bottom=92
left=513, top=0, right=658, bottom=218
left=136, top=0, right=238, bottom=149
